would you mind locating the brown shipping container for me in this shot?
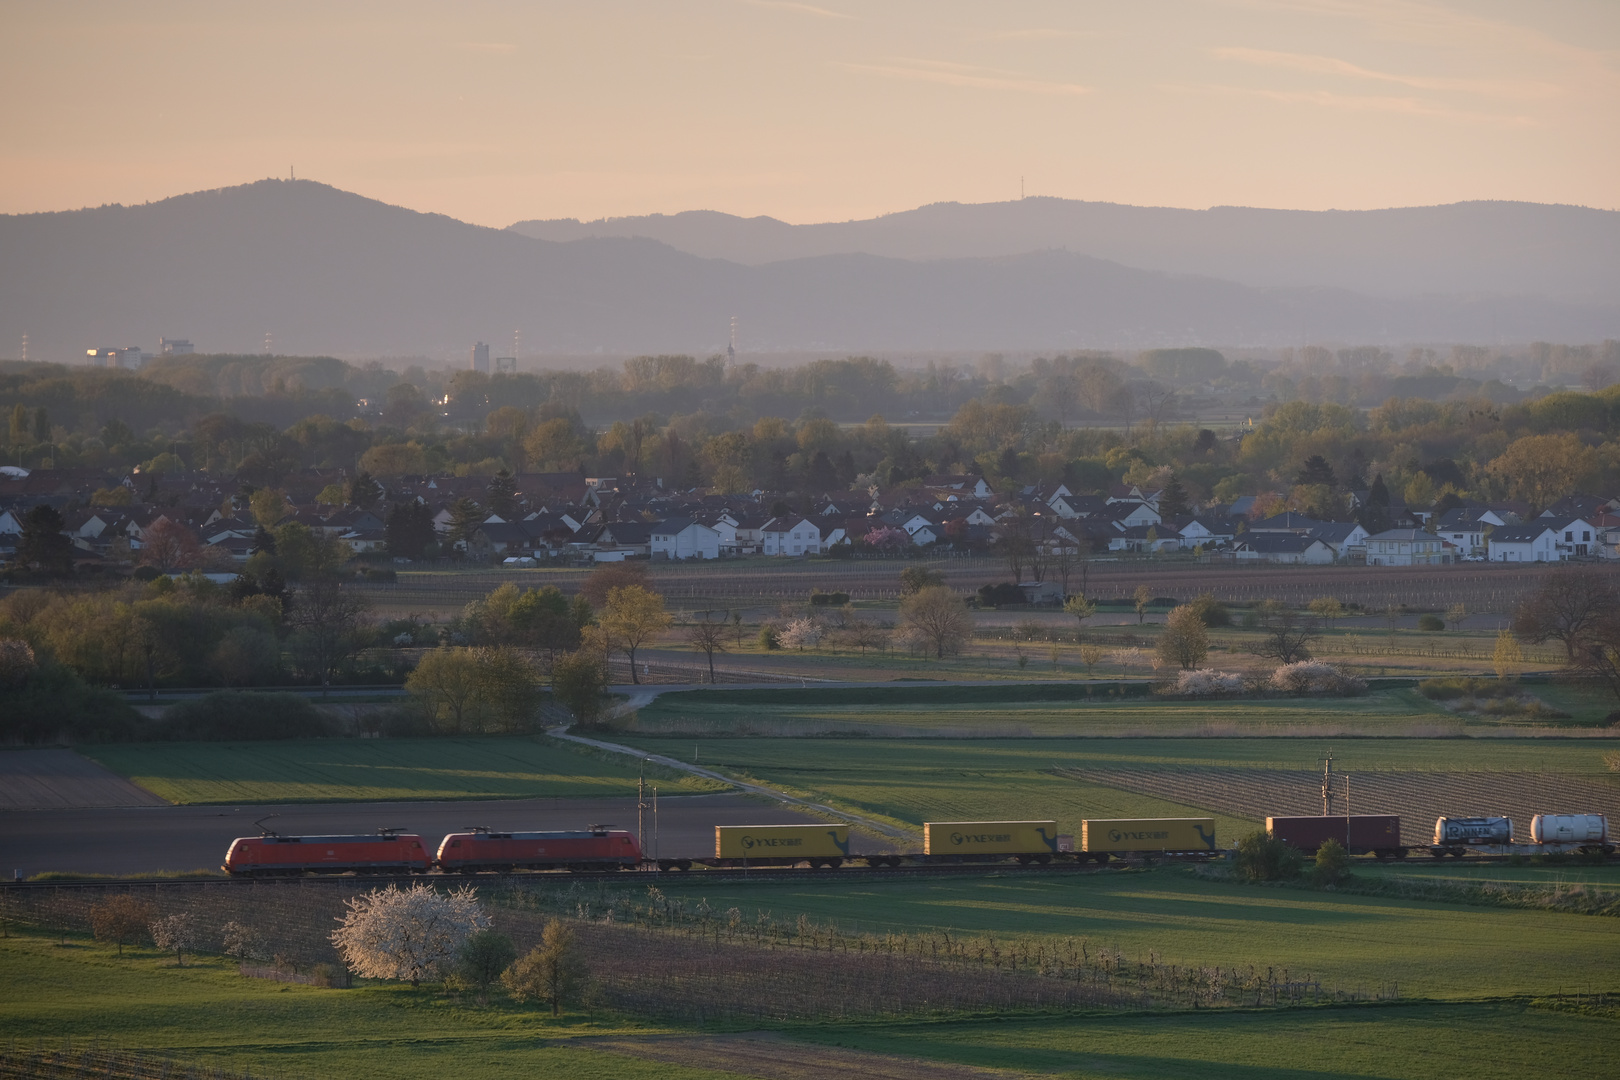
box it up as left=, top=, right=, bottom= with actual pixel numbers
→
left=1267, top=815, right=1400, bottom=854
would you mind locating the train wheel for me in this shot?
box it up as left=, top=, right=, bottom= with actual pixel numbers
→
left=1396, top=848, right=1410, bottom=859
left=1430, top=848, right=1445, bottom=858
left=1036, top=855, right=1052, bottom=865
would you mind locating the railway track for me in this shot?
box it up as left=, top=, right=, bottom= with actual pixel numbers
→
left=4, top=849, right=1606, bottom=892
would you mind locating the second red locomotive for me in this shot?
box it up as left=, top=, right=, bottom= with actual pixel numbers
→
left=435, top=826, right=641, bottom=873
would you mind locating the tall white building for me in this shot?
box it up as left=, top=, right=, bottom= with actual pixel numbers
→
left=470, top=342, right=490, bottom=373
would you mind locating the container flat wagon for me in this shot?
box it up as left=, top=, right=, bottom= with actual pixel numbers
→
left=710, top=825, right=851, bottom=868
left=922, top=821, right=1069, bottom=864
left=1081, top=818, right=1217, bottom=862
left=1267, top=815, right=1404, bottom=858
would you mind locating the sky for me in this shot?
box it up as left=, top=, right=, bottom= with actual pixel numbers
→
left=3, top=0, right=1617, bottom=227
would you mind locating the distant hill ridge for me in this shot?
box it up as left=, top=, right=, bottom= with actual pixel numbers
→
left=509, top=197, right=1620, bottom=304
left=0, top=179, right=1615, bottom=360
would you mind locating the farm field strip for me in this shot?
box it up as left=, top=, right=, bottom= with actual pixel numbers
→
left=799, top=1005, right=1620, bottom=1080
left=86, top=738, right=724, bottom=805
left=627, top=867, right=1620, bottom=999
left=1061, top=768, right=1620, bottom=841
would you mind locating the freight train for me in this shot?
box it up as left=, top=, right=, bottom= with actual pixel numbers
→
left=221, top=809, right=1613, bottom=877
left=221, top=817, right=1220, bottom=876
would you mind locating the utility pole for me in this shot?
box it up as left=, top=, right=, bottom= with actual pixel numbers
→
left=1320, top=750, right=1334, bottom=816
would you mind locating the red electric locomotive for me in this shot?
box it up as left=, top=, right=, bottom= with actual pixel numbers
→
left=436, top=825, right=641, bottom=872
left=223, top=830, right=433, bottom=876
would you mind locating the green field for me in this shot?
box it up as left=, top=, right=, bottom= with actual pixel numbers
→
left=614, top=734, right=1620, bottom=840
left=87, top=737, right=725, bottom=805
left=623, top=866, right=1620, bottom=1000
left=635, top=684, right=1618, bottom=737
left=7, top=893, right=1615, bottom=1080
left=0, top=928, right=724, bottom=1080
left=801, top=1005, right=1620, bottom=1080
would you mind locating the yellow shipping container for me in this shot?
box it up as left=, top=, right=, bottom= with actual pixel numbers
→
left=714, top=824, right=850, bottom=860
left=923, top=821, right=1061, bottom=856
left=1082, top=818, right=1217, bottom=853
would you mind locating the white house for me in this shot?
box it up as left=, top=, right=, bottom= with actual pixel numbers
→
left=1232, top=533, right=1336, bottom=564
left=650, top=518, right=720, bottom=560
left=1547, top=516, right=1598, bottom=559
left=1309, top=522, right=1370, bottom=560
left=1364, top=529, right=1454, bottom=566
left=761, top=516, right=821, bottom=556
left=1487, top=523, right=1561, bottom=563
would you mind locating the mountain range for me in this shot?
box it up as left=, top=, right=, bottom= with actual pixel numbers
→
left=2, top=179, right=1616, bottom=362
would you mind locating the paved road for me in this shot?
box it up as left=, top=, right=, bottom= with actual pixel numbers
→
left=0, top=792, right=887, bottom=877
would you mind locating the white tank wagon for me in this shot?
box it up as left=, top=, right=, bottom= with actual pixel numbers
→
left=1430, top=814, right=1612, bottom=857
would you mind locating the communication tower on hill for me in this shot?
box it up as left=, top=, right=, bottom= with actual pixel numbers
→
left=727, top=315, right=737, bottom=364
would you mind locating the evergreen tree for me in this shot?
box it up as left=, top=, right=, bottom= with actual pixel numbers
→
left=345, top=470, right=383, bottom=509
left=1358, top=473, right=1392, bottom=534
left=18, top=505, right=74, bottom=576
left=486, top=468, right=520, bottom=518
left=1295, top=454, right=1338, bottom=488
left=33, top=407, right=50, bottom=444
left=385, top=502, right=437, bottom=559
left=1158, top=473, right=1191, bottom=519
left=447, top=498, right=486, bottom=550
left=252, top=525, right=278, bottom=555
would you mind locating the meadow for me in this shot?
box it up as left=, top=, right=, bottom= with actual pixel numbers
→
left=0, top=928, right=721, bottom=1080
left=615, top=734, right=1620, bottom=840
left=800, top=1004, right=1620, bottom=1080
left=86, top=737, right=725, bottom=805
left=631, top=684, right=1596, bottom=737
left=6, top=874, right=1617, bottom=1080
left=620, top=866, right=1620, bottom=1001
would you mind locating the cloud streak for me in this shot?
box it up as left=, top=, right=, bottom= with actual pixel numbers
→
left=1212, top=45, right=1559, bottom=100
left=839, top=58, right=1090, bottom=96
left=742, top=0, right=855, bottom=19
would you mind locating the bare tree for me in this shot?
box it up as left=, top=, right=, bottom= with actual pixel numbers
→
left=1513, top=566, right=1620, bottom=661
left=899, top=586, right=973, bottom=659
left=90, top=895, right=154, bottom=957
left=287, top=577, right=371, bottom=694
left=1251, top=612, right=1320, bottom=664
left=843, top=619, right=887, bottom=655
left=686, top=612, right=729, bottom=682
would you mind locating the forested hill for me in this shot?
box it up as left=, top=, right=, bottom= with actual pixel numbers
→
left=510, top=198, right=1620, bottom=304
left=3, top=180, right=1618, bottom=361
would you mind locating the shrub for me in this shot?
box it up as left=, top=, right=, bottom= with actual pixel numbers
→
left=1269, top=661, right=1365, bottom=696
left=976, top=582, right=1026, bottom=608
left=758, top=623, right=781, bottom=650
left=1417, top=613, right=1445, bottom=632
left=1187, top=593, right=1230, bottom=628
left=1174, top=669, right=1243, bottom=696
left=1418, top=676, right=1515, bottom=701
left=1312, top=838, right=1350, bottom=886
left=1234, top=830, right=1302, bottom=882
left=808, top=590, right=849, bottom=606
left=0, top=662, right=145, bottom=743
left=161, top=691, right=332, bottom=741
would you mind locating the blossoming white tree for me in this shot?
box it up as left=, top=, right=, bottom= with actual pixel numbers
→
left=149, top=912, right=200, bottom=967
left=330, top=883, right=489, bottom=986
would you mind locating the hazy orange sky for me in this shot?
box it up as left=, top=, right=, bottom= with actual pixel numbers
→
left=4, top=1, right=1617, bottom=226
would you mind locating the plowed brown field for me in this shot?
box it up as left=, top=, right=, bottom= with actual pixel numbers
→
left=1057, top=767, right=1620, bottom=844
left=579, top=1033, right=1039, bottom=1080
